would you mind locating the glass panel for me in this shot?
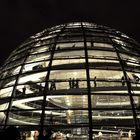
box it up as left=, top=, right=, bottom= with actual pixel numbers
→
left=49, top=70, right=87, bottom=89
left=2, top=76, right=17, bottom=88
left=7, top=89, right=44, bottom=125
left=7, top=110, right=41, bottom=125
left=89, top=58, right=118, bottom=63
left=92, top=110, right=134, bottom=125
left=15, top=44, right=32, bottom=54
left=0, top=86, right=13, bottom=98
left=52, top=58, right=85, bottom=66
left=3, top=57, right=24, bottom=70
left=66, top=22, right=81, bottom=28
left=86, top=36, right=111, bottom=43
left=23, top=61, right=49, bottom=73
left=43, top=109, right=88, bottom=125
left=85, top=31, right=107, bottom=37
left=31, top=45, right=49, bottom=54
left=41, top=34, right=57, bottom=41
left=126, top=72, right=140, bottom=80
left=92, top=95, right=131, bottom=108
left=90, top=69, right=123, bottom=80
left=126, top=72, right=140, bottom=87
left=60, top=30, right=83, bottom=36
left=71, top=128, right=89, bottom=139
left=15, top=85, right=33, bottom=96
left=89, top=69, right=123, bottom=87
left=26, top=53, right=50, bottom=63
left=58, top=36, right=83, bottom=42
left=2, top=66, right=22, bottom=78
left=88, top=57, right=120, bottom=71
left=15, top=82, right=45, bottom=96
left=47, top=95, right=88, bottom=108
left=88, top=50, right=117, bottom=59
left=18, top=72, right=47, bottom=84
left=48, top=79, right=86, bottom=90
left=53, top=50, right=85, bottom=58
left=120, top=53, right=139, bottom=62
left=50, top=70, right=86, bottom=80
left=94, top=43, right=113, bottom=48
left=92, top=110, right=134, bottom=139
left=56, top=42, right=84, bottom=49
left=9, top=50, right=28, bottom=61
left=49, top=29, right=61, bottom=34
left=125, top=62, right=140, bottom=74
left=12, top=95, right=43, bottom=110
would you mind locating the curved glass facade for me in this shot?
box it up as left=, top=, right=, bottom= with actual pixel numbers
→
left=0, top=22, right=140, bottom=139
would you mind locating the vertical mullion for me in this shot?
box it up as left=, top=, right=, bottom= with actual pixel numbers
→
left=81, top=22, right=93, bottom=140
left=39, top=25, right=66, bottom=135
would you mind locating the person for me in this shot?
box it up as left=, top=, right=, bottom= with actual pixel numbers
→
left=71, top=78, right=75, bottom=88
left=128, top=130, right=132, bottom=140
left=33, top=130, right=39, bottom=140
left=51, top=131, right=65, bottom=140
left=38, top=129, right=51, bottom=140
left=132, top=74, right=139, bottom=82
left=121, top=76, right=125, bottom=86
left=75, top=78, right=79, bottom=88
left=72, top=44, right=75, bottom=48
left=22, top=86, right=26, bottom=94
left=71, top=78, right=79, bottom=88
left=91, top=40, right=93, bottom=47
left=22, top=132, right=26, bottom=140
left=69, top=78, right=72, bottom=89
left=48, top=47, right=52, bottom=51
left=57, top=46, right=60, bottom=50
left=4, top=126, right=20, bottom=140
left=50, top=80, right=56, bottom=90
left=93, top=76, right=97, bottom=87
left=39, top=83, right=43, bottom=93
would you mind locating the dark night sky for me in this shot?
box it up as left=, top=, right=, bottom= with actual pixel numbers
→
left=0, top=0, right=140, bottom=66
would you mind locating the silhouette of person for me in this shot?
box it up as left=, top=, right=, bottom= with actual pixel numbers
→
left=57, top=46, right=60, bottom=50
left=132, top=74, right=139, bottom=82
left=0, top=130, right=4, bottom=139
left=22, top=86, right=26, bottom=94
left=69, top=78, right=72, bottom=88
left=91, top=40, right=93, bottom=47
left=39, top=83, right=43, bottom=93
left=72, top=44, right=75, bottom=48
left=50, top=80, right=56, bottom=90
left=121, top=76, right=125, bottom=86
left=94, top=76, right=97, bottom=87
left=38, top=129, right=51, bottom=140
left=4, top=126, right=20, bottom=140
left=71, top=78, right=79, bottom=88
left=75, top=78, right=79, bottom=88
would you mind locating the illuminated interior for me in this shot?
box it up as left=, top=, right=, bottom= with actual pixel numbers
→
left=0, top=22, right=140, bottom=139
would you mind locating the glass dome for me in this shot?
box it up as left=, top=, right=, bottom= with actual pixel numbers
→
left=0, top=22, right=140, bottom=139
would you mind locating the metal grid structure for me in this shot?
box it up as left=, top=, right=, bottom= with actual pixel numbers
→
left=0, top=22, right=140, bottom=139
